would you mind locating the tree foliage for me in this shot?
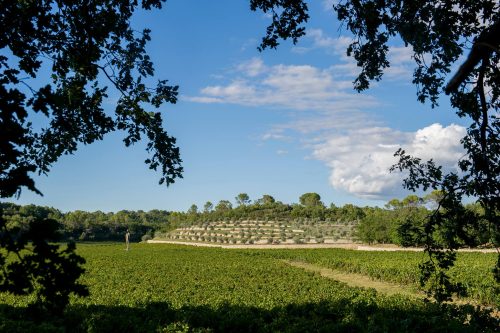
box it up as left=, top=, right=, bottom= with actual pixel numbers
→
left=187, top=204, right=198, bottom=215
left=203, top=201, right=214, bottom=213
left=357, top=194, right=430, bottom=246
left=255, top=194, right=276, bottom=205
left=1, top=0, right=182, bottom=196
left=215, top=200, right=233, bottom=212
left=1, top=0, right=182, bottom=312
left=1, top=202, right=170, bottom=241
left=250, top=0, right=309, bottom=51
left=0, top=215, right=88, bottom=314
left=299, top=192, right=323, bottom=207
left=5, top=196, right=493, bottom=249
left=252, top=0, right=500, bottom=302
left=235, top=193, right=251, bottom=206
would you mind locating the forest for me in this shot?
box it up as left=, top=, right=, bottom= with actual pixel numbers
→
left=1, top=191, right=492, bottom=248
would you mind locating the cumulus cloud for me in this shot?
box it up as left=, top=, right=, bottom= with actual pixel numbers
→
left=311, top=124, right=466, bottom=199
left=411, top=123, right=467, bottom=161
left=185, top=42, right=459, bottom=201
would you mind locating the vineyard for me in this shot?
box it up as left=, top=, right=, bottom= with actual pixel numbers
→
left=162, top=219, right=357, bottom=245
left=0, top=243, right=498, bottom=332
left=259, top=249, right=500, bottom=306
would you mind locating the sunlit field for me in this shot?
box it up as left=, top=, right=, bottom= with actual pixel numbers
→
left=0, top=243, right=498, bottom=332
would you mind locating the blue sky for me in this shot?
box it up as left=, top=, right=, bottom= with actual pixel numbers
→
left=14, top=0, right=469, bottom=212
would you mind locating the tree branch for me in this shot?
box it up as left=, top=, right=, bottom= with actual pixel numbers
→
left=477, top=58, right=489, bottom=157
left=445, top=19, right=500, bottom=94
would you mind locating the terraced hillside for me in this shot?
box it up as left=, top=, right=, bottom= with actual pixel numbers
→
left=161, top=219, right=357, bottom=244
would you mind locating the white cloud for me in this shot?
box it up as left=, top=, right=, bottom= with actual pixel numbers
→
left=312, top=124, right=466, bottom=199
left=388, top=46, right=414, bottom=64
left=270, top=112, right=380, bottom=135
left=330, top=42, right=415, bottom=81
left=411, top=123, right=466, bottom=161
left=236, top=57, right=267, bottom=77
left=385, top=46, right=414, bottom=80
left=331, top=61, right=359, bottom=79
left=199, top=80, right=257, bottom=104
left=186, top=60, right=378, bottom=114
left=188, top=29, right=416, bottom=112
left=307, top=29, right=349, bottom=51
left=290, top=46, right=309, bottom=54
left=261, top=132, right=292, bottom=141
left=186, top=58, right=384, bottom=158
left=292, top=28, right=415, bottom=82
left=322, top=0, right=337, bottom=11
left=186, top=55, right=462, bottom=201
left=292, top=29, right=352, bottom=55
left=186, top=96, right=223, bottom=104
left=262, top=12, right=273, bottom=19
left=240, top=38, right=258, bottom=52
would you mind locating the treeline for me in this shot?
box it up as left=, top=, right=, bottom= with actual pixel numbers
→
left=170, top=193, right=365, bottom=225
left=1, top=191, right=493, bottom=247
left=357, top=195, right=491, bottom=247
left=0, top=203, right=170, bottom=242
left=177, top=192, right=493, bottom=247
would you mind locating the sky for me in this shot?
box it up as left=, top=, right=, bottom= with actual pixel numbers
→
left=13, top=0, right=470, bottom=212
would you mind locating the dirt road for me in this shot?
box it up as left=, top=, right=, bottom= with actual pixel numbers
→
left=147, top=240, right=497, bottom=253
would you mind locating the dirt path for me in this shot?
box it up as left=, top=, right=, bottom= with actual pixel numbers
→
left=147, top=240, right=497, bottom=253
left=285, top=261, right=499, bottom=317
left=285, top=260, right=422, bottom=298
left=147, top=240, right=357, bottom=249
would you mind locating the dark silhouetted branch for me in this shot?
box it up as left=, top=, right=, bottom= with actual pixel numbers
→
left=445, top=19, right=500, bottom=94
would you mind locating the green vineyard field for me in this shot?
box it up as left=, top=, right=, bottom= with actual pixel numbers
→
left=0, top=243, right=498, bottom=332
left=258, top=248, right=499, bottom=306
